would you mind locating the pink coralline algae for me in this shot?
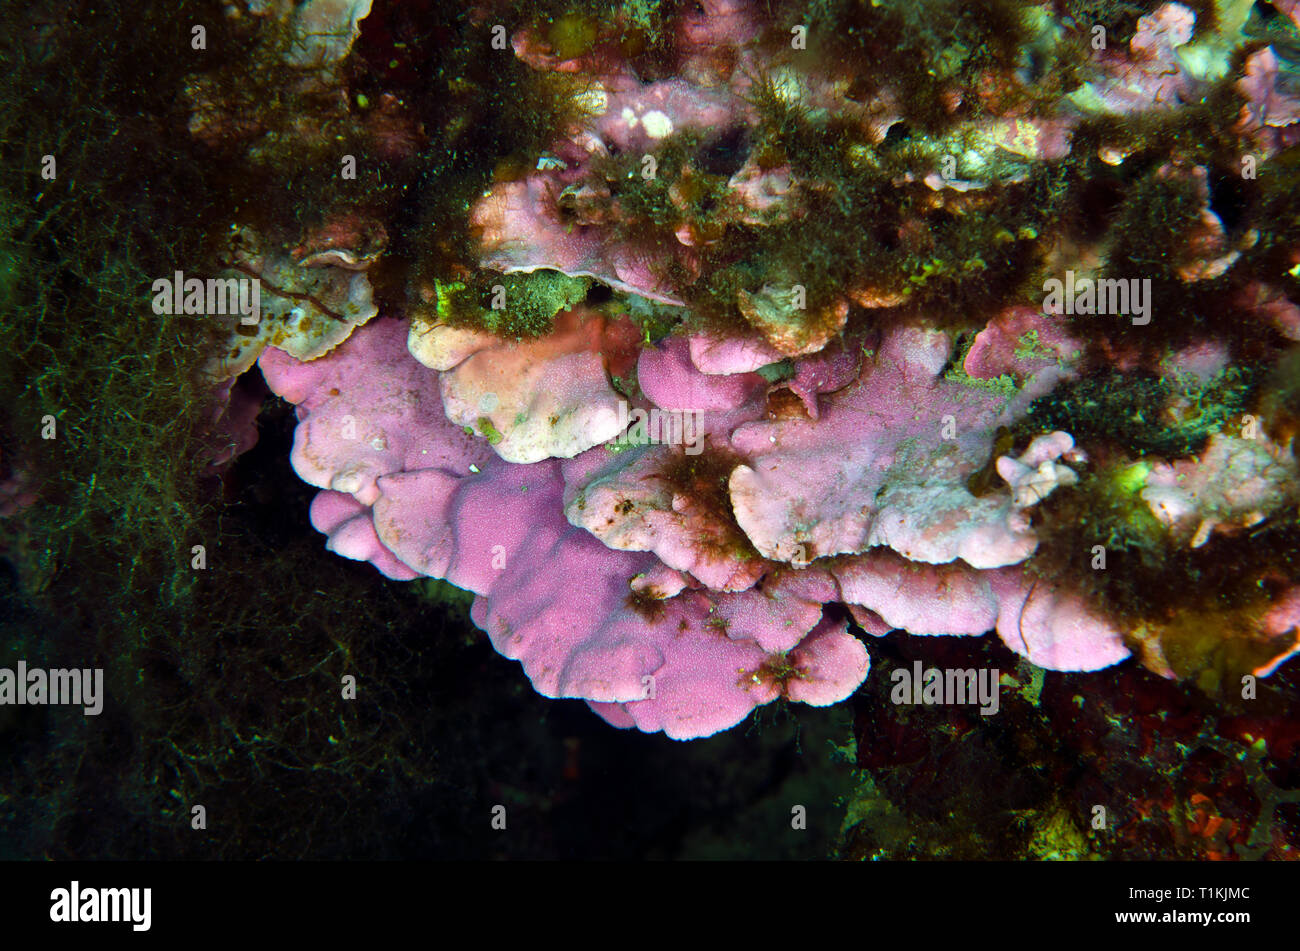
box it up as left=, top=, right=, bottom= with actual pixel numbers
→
left=1071, top=2, right=1203, bottom=114
left=407, top=308, right=641, bottom=463
left=257, top=308, right=1143, bottom=737
left=261, top=318, right=870, bottom=739
left=562, top=339, right=769, bottom=592
left=1142, top=431, right=1299, bottom=548
left=728, top=324, right=1050, bottom=570
left=219, top=0, right=1300, bottom=738
left=471, top=175, right=690, bottom=306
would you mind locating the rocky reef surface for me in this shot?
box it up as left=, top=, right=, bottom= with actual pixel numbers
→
left=1, top=0, right=1298, bottom=859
